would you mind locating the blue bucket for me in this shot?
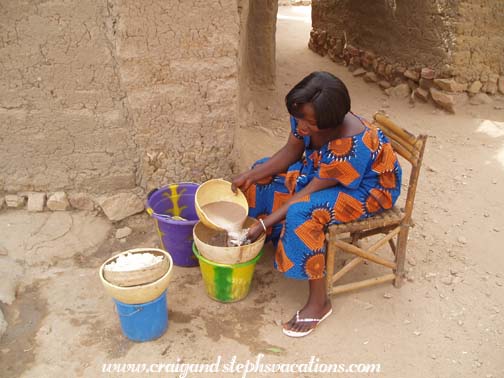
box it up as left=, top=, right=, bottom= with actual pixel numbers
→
left=113, top=291, right=168, bottom=342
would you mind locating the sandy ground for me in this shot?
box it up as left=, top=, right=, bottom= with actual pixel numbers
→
left=1, top=6, right=504, bottom=378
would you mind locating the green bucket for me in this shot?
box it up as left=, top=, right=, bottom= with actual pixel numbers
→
left=192, top=243, right=263, bottom=303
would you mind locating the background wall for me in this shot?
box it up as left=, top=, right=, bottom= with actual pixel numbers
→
left=312, top=0, right=456, bottom=73
left=113, top=0, right=241, bottom=192
left=0, top=0, right=241, bottom=194
left=310, top=0, right=504, bottom=109
left=452, top=0, right=504, bottom=85
left=0, top=0, right=136, bottom=194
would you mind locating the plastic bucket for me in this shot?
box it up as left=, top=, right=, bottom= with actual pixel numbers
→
left=192, top=243, right=263, bottom=303
left=114, top=290, right=168, bottom=342
left=147, top=183, right=199, bottom=267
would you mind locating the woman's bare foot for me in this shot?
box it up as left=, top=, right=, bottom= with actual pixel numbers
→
left=283, top=299, right=332, bottom=335
left=282, top=277, right=332, bottom=336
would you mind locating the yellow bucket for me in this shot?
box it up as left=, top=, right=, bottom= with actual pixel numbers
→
left=192, top=243, right=263, bottom=303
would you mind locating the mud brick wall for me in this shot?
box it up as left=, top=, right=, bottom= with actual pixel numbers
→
left=453, top=0, right=504, bottom=85
left=0, top=0, right=241, bottom=194
left=310, top=0, right=504, bottom=110
left=0, top=0, right=137, bottom=193
left=114, top=0, right=240, bottom=192
left=312, top=0, right=456, bottom=71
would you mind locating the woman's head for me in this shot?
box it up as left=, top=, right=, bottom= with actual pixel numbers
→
left=285, top=71, right=351, bottom=132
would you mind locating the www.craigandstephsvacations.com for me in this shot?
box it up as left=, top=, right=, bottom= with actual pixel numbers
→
left=102, top=354, right=382, bottom=377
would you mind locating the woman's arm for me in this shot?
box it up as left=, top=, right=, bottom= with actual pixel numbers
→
left=247, top=177, right=339, bottom=241
left=232, top=133, right=305, bottom=192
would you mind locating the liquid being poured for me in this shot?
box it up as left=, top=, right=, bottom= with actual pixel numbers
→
left=201, top=201, right=248, bottom=234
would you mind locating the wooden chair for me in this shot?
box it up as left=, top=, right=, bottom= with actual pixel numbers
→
left=325, top=112, right=428, bottom=295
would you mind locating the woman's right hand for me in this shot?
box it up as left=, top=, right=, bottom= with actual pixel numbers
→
left=231, top=170, right=255, bottom=193
left=246, top=221, right=264, bottom=243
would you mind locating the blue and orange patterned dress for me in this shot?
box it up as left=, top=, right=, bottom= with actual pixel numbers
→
left=245, top=114, right=402, bottom=280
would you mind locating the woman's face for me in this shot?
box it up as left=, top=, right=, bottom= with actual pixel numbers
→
left=294, top=103, right=320, bottom=137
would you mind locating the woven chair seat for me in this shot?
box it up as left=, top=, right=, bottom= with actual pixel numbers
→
left=327, top=206, right=403, bottom=235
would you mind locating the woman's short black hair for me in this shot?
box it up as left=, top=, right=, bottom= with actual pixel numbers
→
left=285, top=71, right=351, bottom=129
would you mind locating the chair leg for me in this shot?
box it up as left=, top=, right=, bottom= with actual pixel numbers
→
left=394, top=224, right=410, bottom=287
left=325, top=240, right=337, bottom=294
left=388, top=239, right=396, bottom=255
left=350, top=232, right=361, bottom=246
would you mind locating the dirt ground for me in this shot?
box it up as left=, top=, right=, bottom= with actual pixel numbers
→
left=1, top=6, right=504, bottom=378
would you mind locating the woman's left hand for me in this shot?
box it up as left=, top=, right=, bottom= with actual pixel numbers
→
left=247, top=221, right=265, bottom=243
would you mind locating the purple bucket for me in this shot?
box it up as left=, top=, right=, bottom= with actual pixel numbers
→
left=146, top=183, right=199, bottom=267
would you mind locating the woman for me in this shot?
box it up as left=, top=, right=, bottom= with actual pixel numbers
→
left=232, top=71, right=402, bottom=337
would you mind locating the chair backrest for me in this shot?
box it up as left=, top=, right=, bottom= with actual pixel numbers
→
left=372, top=112, right=428, bottom=224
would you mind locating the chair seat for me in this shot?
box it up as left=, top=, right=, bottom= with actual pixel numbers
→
left=327, top=206, right=404, bottom=235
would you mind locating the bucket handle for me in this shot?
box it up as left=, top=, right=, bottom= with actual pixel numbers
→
left=147, top=187, right=159, bottom=201
left=146, top=188, right=159, bottom=216
left=116, top=306, right=143, bottom=317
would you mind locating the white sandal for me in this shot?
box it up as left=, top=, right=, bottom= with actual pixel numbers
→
left=282, top=308, right=333, bottom=338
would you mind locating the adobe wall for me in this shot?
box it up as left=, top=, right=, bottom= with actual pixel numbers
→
left=452, top=0, right=504, bottom=86
left=0, top=0, right=241, bottom=195
left=312, top=0, right=456, bottom=72
left=0, top=0, right=136, bottom=193
left=310, top=0, right=504, bottom=111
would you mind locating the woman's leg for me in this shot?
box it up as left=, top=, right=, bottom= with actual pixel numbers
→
left=278, top=186, right=368, bottom=334
left=277, top=197, right=333, bottom=333
left=283, top=277, right=332, bottom=334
